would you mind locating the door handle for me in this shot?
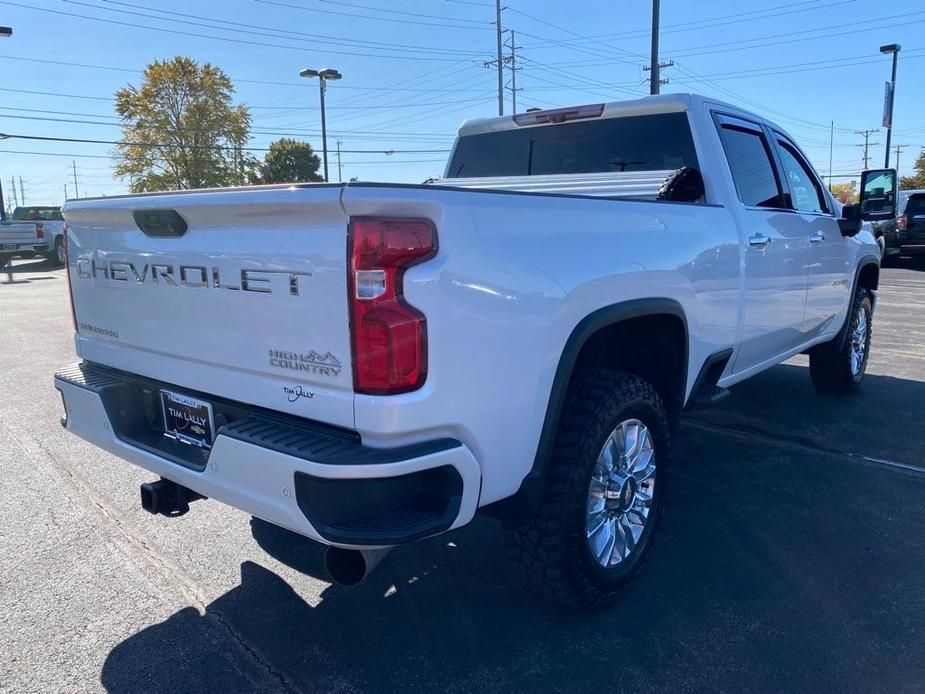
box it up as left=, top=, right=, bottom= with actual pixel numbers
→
left=809, top=231, right=826, bottom=244
left=749, top=233, right=772, bottom=248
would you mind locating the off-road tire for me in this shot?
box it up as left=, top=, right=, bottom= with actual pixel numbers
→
left=51, top=237, right=65, bottom=267
left=809, top=288, right=873, bottom=394
left=504, top=369, right=670, bottom=608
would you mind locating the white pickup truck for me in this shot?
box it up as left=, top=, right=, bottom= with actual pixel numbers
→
left=0, top=205, right=67, bottom=267
left=54, top=94, right=888, bottom=606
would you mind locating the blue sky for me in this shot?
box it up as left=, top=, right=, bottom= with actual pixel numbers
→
left=0, top=0, right=923, bottom=203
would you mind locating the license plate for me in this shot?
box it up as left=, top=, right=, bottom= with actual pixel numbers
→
left=2, top=243, right=15, bottom=250
left=160, top=390, right=214, bottom=448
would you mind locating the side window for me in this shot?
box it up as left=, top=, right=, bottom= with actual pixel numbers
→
left=717, top=124, right=784, bottom=208
left=776, top=139, right=827, bottom=214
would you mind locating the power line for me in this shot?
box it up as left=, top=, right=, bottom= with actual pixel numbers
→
left=665, top=10, right=925, bottom=59
left=294, top=0, right=488, bottom=25
left=95, top=0, right=484, bottom=55
left=0, top=132, right=451, bottom=154
left=253, top=0, right=490, bottom=29
left=520, top=0, right=853, bottom=47
left=0, top=54, right=501, bottom=93
left=3, top=2, right=467, bottom=61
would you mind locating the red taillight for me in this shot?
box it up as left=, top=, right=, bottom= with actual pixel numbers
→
left=348, top=218, right=436, bottom=395
left=63, top=223, right=77, bottom=331
left=898, top=213, right=907, bottom=231
left=35, top=223, right=44, bottom=239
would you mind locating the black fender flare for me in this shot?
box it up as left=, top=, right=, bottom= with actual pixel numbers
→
left=483, top=298, right=688, bottom=523
left=826, top=257, right=880, bottom=354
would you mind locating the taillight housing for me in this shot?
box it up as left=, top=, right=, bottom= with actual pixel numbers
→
left=63, top=223, right=78, bottom=331
left=898, top=213, right=907, bottom=231
left=348, top=218, right=436, bottom=395
left=35, top=223, right=44, bottom=239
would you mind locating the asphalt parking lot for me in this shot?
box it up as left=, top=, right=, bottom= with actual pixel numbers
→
left=2, top=257, right=925, bottom=694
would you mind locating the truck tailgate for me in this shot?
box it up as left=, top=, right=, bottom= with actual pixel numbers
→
left=0, top=222, right=37, bottom=242
left=63, top=185, right=356, bottom=428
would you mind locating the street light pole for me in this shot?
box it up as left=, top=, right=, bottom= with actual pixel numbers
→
left=318, top=79, right=329, bottom=182
left=880, top=43, right=901, bottom=169
left=300, top=67, right=342, bottom=183
left=0, top=27, right=10, bottom=220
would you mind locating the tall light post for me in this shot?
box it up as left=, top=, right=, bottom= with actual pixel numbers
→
left=299, top=67, right=341, bottom=183
left=0, top=27, right=9, bottom=220
left=880, top=43, right=900, bottom=169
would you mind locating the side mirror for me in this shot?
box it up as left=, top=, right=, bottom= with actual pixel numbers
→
left=839, top=203, right=862, bottom=237
left=859, top=168, right=898, bottom=221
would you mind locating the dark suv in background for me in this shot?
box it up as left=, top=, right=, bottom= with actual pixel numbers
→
left=893, top=191, right=925, bottom=259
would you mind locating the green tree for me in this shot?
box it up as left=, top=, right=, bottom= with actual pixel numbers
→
left=900, top=147, right=925, bottom=190
left=259, top=138, right=323, bottom=184
left=115, top=56, right=251, bottom=192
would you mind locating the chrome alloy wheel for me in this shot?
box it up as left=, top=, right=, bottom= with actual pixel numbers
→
left=586, top=418, right=656, bottom=568
left=850, top=307, right=869, bottom=376
left=56, top=239, right=66, bottom=265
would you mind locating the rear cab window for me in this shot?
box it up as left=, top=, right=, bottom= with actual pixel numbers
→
left=714, top=117, right=785, bottom=209
left=905, top=194, right=925, bottom=216
left=11, top=207, right=64, bottom=221
left=446, top=111, right=700, bottom=182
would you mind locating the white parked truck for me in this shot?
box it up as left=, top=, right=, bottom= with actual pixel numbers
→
left=0, top=205, right=67, bottom=267
left=54, top=94, right=888, bottom=605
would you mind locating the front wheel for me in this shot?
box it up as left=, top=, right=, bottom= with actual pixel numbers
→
left=505, top=370, right=670, bottom=607
left=809, top=288, right=873, bottom=393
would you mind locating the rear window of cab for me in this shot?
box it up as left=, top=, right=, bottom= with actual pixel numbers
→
left=447, top=112, right=698, bottom=179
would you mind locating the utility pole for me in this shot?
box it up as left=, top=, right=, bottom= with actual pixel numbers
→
left=504, top=30, right=521, bottom=114
left=18, top=176, right=24, bottom=206
left=643, top=60, right=673, bottom=93
left=893, top=144, right=907, bottom=171
left=9, top=176, right=17, bottom=208
left=495, top=0, right=504, bottom=116
left=649, top=0, right=660, bottom=95
left=854, top=129, right=879, bottom=170
left=72, top=160, right=79, bottom=198
left=828, top=120, right=834, bottom=190
left=0, top=178, right=5, bottom=221
left=64, top=184, right=68, bottom=200
left=335, top=139, right=343, bottom=183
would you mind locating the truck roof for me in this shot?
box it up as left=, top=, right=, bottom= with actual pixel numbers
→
left=456, top=93, right=761, bottom=137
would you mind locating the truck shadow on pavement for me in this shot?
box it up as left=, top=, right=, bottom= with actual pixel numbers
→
left=688, top=362, right=925, bottom=467
left=100, top=397, right=925, bottom=693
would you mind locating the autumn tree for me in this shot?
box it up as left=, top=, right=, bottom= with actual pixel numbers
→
left=830, top=181, right=858, bottom=204
left=900, top=147, right=925, bottom=190
left=115, top=56, right=251, bottom=192
left=258, top=139, right=323, bottom=184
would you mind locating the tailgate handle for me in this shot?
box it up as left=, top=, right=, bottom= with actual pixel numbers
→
left=133, top=209, right=188, bottom=237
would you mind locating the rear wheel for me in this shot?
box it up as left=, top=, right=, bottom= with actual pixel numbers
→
left=53, top=237, right=65, bottom=266
left=809, top=287, right=873, bottom=393
left=505, top=369, right=670, bottom=607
